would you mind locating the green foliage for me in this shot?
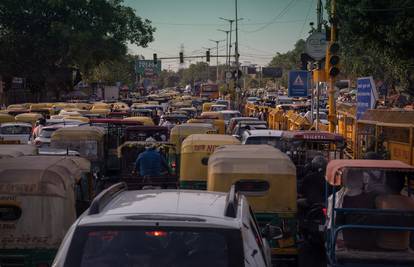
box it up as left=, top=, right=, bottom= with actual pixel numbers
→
left=87, top=54, right=137, bottom=86
left=268, top=39, right=305, bottom=87
left=178, top=62, right=214, bottom=86
left=328, top=0, right=414, bottom=95
left=0, top=0, right=154, bottom=99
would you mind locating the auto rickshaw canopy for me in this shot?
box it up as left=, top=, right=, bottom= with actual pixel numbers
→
left=0, top=113, right=15, bottom=123
left=170, top=123, right=218, bottom=154
left=0, top=144, right=38, bottom=158
left=208, top=144, right=297, bottom=213
left=51, top=126, right=105, bottom=141
left=29, top=103, right=52, bottom=111
left=89, top=108, right=111, bottom=116
left=62, top=115, right=90, bottom=123
left=200, top=111, right=225, bottom=120
left=7, top=104, right=27, bottom=111
left=91, top=102, right=111, bottom=110
left=0, top=156, right=90, bottom=197
left=123, top=116, right=155, bottom=126
left=14, top=112, right=43, bottom=124
left=326, top=159, right=414, bottom=186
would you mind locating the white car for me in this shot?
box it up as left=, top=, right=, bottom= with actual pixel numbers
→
left=53, top=185, right=273, bottom=267
left=0, top=122, right=32, bottom=144
left=34, top=124, right=78, bottom=147
left=241, top=129, right=284, bottom=149
left=219, top=110, right=242, bottom=125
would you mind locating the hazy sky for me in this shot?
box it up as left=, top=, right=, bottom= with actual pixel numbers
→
left=125, top=0, right=320, bottom=70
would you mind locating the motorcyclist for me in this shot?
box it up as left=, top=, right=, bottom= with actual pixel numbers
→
left=134, top=144, right=170, bottom=179
left=300, top=155, right=328, bottom=205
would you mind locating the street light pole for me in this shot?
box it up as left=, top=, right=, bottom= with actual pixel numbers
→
left=209, top=39, right=224, bottom=83
left=219, top=17, right=235, bottom=71
left=217, top=29, right=229, bottom=67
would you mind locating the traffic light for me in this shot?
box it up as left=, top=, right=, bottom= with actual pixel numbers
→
left=206, top=50, right=210, bottom=62
left=179, top=52, right=184, bottom=64
left=328, top=42, right=340, bottom=77
left=153, top=53, right=157, bottom=65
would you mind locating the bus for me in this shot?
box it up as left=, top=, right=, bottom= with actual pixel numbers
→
left=200, top=83, right=219, bottom=100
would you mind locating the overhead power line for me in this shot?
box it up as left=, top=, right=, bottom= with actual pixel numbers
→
left=243, top=0, right=297, bottom=33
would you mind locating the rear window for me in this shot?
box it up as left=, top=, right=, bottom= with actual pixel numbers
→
left=0, top=125, right=32, bottom=135
left=245, top=136, right=282, bottom=149
left=39, top=128, right=58, bottom=138
left=65, top=226, right=243, bottom=267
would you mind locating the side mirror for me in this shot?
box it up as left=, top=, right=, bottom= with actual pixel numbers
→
left=262, top=224, right=283, bottom=240
left=201, top=157, right=209, bottom=166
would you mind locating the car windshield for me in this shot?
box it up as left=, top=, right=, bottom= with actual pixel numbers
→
left=39, top=128, right=58, bottom=138
left=245, top=136, right=282, bottom=149
left=0, top=125, right=32, bottom=135
left=65, top=227, right=243, bottom=267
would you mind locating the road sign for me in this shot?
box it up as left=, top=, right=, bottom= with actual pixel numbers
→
left=262, top=67, right=282, bottom=78
left=356, top=76, right=378, bottom=119
left=305, top=32, right=327, bottom=60
left=288, top=70, right=309, bottom=97
left=135, top=60, right=161, bottom=76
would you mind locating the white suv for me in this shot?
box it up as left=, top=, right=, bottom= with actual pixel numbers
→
left=53, top=183, right=272, bottom=267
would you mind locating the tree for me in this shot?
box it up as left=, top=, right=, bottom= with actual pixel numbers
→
left=0, top=0, right=155, bottom=101
left=328, top=0, right=414, bottom=95
left=88, top=54, right=137, bottom=87
left=268, top=39, right=305, bottom=87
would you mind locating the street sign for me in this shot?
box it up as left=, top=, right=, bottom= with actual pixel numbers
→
left=135, top=60, right=161, bottom=77
left=225, top=71, right=233, bottom=80
left=262, top=67, right=282, bottom=78
left=305, top=32, right=327, bottom=60
left=288, top=70, right=309, bottom=97
left=356, top=76, right=378, bottom=119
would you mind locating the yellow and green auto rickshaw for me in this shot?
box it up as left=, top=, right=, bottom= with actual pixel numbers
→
left=180, top=134, right=240, bottom=189
left=187, top=117, right=226, bottom=134
left=0, top=155, right=92, bottom=267
left=207, top=144, right=298, bottom=264
left=50, top=126, right=106, bottom=174
left=169, top=123, right=218, bottom=175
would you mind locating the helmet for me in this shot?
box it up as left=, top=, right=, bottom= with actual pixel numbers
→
left=311, top=155, right=327, bottom=173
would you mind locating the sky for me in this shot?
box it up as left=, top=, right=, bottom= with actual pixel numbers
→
left=125, top=0, right=321, bottom=70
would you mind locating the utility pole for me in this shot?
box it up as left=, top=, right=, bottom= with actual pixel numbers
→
left=210, top=39, right=224, bottom=83
left=235, top=0, right=241, bottom=109
left=217, top=29, right=230, bottom=67
left=327, top=0, right=337, bottom=133
left=219, top=17, right=235, bottom=71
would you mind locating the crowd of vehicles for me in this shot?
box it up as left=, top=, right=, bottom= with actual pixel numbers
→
left=0, top=90, right=413, bottom=267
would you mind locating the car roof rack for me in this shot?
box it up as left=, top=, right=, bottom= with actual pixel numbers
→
left=224, top=184, right=238, bottom=218
left=89, top=182, right=127, bottom=215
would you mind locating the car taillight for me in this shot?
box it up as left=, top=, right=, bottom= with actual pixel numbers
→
left=146, top=231, right=167, bottom=237
left=171, top=162, right=176, bottom=168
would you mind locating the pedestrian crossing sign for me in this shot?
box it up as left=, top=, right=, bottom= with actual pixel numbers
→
left=288, top=70, right=309, bottom=97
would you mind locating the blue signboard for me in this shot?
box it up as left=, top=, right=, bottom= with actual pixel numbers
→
left=288, top=70, right=309, bottom=97
left=356, top=76, right=378, bottom=119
